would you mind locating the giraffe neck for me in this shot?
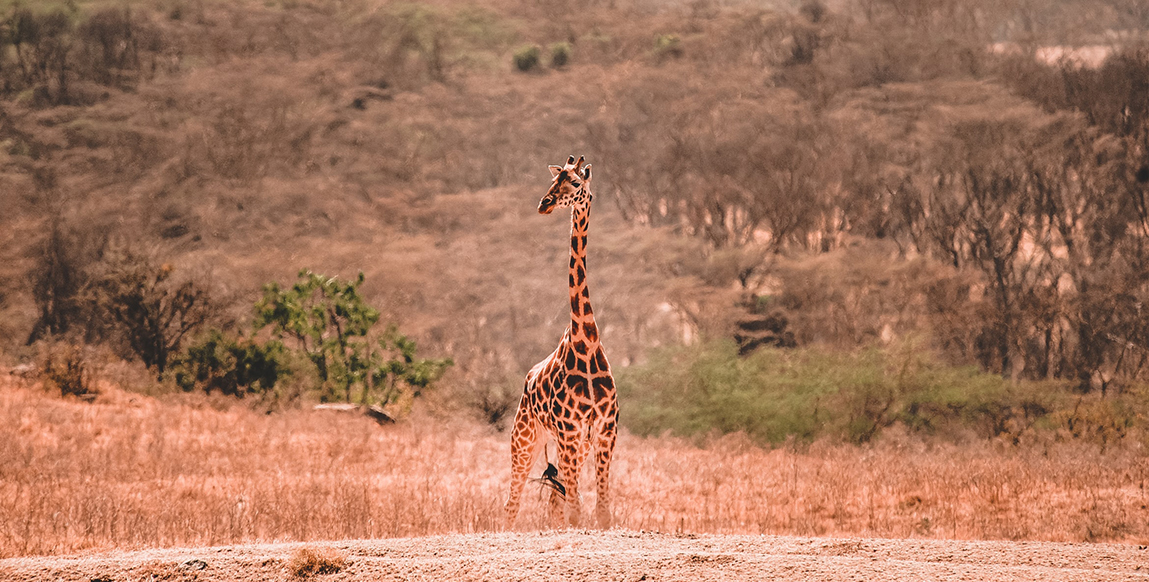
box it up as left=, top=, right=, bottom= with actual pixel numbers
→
left=567, top=197, right=600, bottom=348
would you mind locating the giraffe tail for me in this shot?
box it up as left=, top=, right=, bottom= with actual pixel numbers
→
left=532, top=462, right=567, bottom=498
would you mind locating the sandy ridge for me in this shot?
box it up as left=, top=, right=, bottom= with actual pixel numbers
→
left=2, top=530, right=1147, bottom=582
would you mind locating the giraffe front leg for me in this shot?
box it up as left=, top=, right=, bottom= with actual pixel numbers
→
left=594, top=413, right=618, bottom=529
left=504, top=399, right=542, bottom=530
left=555, top=430, right=591, bottom=528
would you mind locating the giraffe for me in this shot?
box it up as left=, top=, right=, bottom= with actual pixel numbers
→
left=504, top=155, right=619, bottom=529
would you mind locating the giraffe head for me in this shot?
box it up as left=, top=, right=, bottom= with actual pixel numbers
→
left=538, top=155, right=592, bottom=215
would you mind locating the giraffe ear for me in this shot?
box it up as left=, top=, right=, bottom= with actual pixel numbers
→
left=581, top=164, right=592, bottom=181
left=549, top=165, right=562, bottom=177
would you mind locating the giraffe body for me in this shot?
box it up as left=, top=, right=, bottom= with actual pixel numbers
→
left=505, top=156, right=618, bottom=529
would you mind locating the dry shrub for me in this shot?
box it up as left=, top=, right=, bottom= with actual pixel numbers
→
left=133, top=560, right=196, bottom=582
left=1053, top=398, right=1138, bottom=450
left=173, top=64, right=317, bottom=183
left=28, top=216, right=99, bottom=345
left=93, top=247, right=217, bottom=375
left=773, top=240, right=966, bottom=348
left=0, top=5, right=166, bottom=106
left=38, top=342, right=96, bottom=398
left=75, top=7, right=165, bottom=89
left=288, top=546, right=346, bottom=578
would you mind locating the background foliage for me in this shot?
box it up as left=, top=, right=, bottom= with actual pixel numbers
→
left=1, top=0, right=1148, bottom=441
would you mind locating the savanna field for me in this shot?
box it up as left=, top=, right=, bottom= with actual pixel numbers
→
left=4, top=371, right=1149, bottom=558
left=3, top=0, right=1149, bottom=565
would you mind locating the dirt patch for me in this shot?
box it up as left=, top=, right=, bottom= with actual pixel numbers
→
left=2, top=531, right=1146, bottom=582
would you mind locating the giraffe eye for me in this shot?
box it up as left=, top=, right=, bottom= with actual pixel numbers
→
left=570, top=181, right=581, bottom=188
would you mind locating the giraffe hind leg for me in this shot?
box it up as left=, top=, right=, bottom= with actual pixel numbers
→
left=504, top=400, right=545, bottom=530
left=594, top=413, right=618, bottom=529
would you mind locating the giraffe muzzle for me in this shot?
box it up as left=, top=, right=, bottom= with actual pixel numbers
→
left=538, top=196, right=557, bottom=215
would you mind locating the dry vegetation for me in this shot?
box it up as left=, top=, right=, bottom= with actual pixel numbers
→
left=288, top=546, right=347, bottom=577
left=2, top=0, right=1149, bottom=562
left=3, top=377, right=1147, bottom=559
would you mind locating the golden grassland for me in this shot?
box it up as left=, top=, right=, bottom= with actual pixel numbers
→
left=2, top=376, right=1148, bottom=559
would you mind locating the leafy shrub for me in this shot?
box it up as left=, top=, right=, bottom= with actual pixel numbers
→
left=373, top=326, right=453, bottom=405
left=170, top=329, right=287, bottom=397
left=617, top=341, right=1056, bottom=444
left=549, top=42, right=571, bottom=68
left=254, top=270, right=451, bottom=408
left=512, top=45, right=540, bottom=72
left=254, top=270, right=378, bottom=401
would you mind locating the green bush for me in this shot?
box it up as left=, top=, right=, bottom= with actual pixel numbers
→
left=254, top=270, right=379, bottom=402
left=549, top=42, right=571, bottom=68
left=371, top=325, right=454, bottom=408
left=617, top=341, right=1058, bottom=444
left=170, top=329, right=287, bottom=397
left=653, top=34, right=682, bottom=60
left=512, top=45, right=540, bottom=72
left=254, top=270, right=451, bottom=408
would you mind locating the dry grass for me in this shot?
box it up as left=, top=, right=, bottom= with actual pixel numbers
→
left=288, top=546, right=347, bottom=578
left=2, top=376, right=1148, bottom=559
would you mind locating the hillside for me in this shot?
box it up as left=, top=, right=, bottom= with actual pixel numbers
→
left=1, top=0, right=1149, bottom=426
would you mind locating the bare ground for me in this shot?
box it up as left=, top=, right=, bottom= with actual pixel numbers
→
left=2, top=530, right=1147, bottom=582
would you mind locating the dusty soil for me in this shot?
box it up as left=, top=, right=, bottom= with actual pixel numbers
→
left=2, top=531, right=1147, bottom=582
